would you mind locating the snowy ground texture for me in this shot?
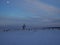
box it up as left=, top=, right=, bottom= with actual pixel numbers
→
left=0, top=30, right=60, bottom=45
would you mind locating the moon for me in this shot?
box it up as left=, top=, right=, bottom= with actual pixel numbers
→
left=6, top=1, right=10, bottom=4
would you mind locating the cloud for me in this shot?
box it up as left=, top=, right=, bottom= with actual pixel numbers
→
left=24, top=0, right=60, bottom=14
left=6, top=0, right=60, bottom=16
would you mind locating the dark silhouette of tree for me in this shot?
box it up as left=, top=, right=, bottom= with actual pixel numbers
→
left=22, top=24, right=26, bottom=30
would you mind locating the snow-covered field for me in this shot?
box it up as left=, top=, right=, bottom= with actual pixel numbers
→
left=0, top=30, right=60, bottom=45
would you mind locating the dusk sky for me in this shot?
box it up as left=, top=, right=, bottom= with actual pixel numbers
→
left=0, top=0, right=60, bottom=27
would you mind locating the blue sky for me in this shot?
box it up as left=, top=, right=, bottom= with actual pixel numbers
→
left=0, top=0, right=60, bottom=27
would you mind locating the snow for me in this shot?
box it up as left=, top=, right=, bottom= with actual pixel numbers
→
left=0, top=30, right=60, bottom=45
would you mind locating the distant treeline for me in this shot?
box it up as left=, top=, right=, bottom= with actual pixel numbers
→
left=0, top=26, right=60, bottom=32
left=43, top=27, right=60, bottom=30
